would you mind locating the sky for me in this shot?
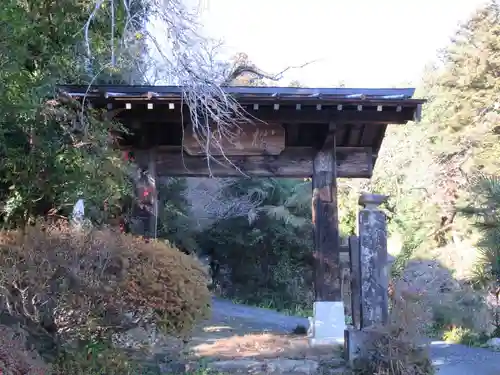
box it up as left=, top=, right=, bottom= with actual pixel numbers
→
left=197, top=0, right=489, bottom=88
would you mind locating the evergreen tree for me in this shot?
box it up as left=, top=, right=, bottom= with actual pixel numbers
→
left=461, top=173, right=500, bottom=336
left=0, top=0, right=146, bottom=226
left=157, top=177, right=198, bottom=253
left=197, top=178, right=314, bottom=309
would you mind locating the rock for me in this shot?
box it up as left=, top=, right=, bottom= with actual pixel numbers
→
left=207, top=359, right=263, bottom=372
left=0, top=312, right=59, bottom=362
left=112, top=325, right=185, bottom=356
left=112, top=326, right=156, bottom=350
left=487, top=337, right=500, bottom=349
left=156, top=359, right=188, bottom=374
left=321, top=368, right=350, bottom=374
left=206, top=359, right=320, bottom=374
left=266, top=359, right=319, bottom=374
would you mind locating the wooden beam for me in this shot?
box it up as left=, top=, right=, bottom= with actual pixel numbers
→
left=183, top=122, right=285, bottom=156
left=115, top=106, right=417, bottom=125
left=249, top=106, right=416, bottom=124
left=134, top=147, right=373, bottom=178
left=312, top=125, right=342, bottom=302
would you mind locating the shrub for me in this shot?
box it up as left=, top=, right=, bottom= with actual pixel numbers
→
left=0, top=323, right=51, bottom=374
left=428, top=289, right=490, bottom=336
left=53, top=341, right=160, bottom=375
left=198, top=215, right=314, bottom=312
left=352, top=280, right=435, bottom=375
left=0, top=223, right=211, bottom=346
left=442, top=326, right=490, bottom=347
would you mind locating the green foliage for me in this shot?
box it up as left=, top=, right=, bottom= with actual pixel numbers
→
left=459, top=173, right=500, bottom=336
left=420, top=1, right=500, bottom=179
left=197, top=178, right=314, bottom=310
left=460, top=174, right=500, bottom=287
left=0, top=0, right=150, bottom=227
left=196, top=176, right=361, bottom=310
left=442, top=326, right=490, bottom=347
left=386, top=192, right=439, bottom=279
left=54, top=340, right=160, bottom=375
left=373, top=0, right=500, bottom=262
left=158, top=177, right=198, bottom=253
left=369, top=1, right=500, bottom=338
left=337, top=180, right=359, bottom=236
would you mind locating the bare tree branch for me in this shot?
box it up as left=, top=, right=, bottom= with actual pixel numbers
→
left=81, top=0, right=316, bottom=175
left=223, top=58, right=319, bottom=86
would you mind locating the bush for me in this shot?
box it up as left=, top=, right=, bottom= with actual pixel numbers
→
left=352, top=281, right=435, bottom=375
left=0, top=323, right=51, bottom=374
left=53, top=342, right=160, bottom=375
left=0, top=223, right=211, bottom=346
left=442, top=326, right=490, bottom=347
left=198, top=215, right=314, bottom=312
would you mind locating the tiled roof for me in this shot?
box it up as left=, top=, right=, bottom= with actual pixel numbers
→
left=58, top=85, right=421, bottom=102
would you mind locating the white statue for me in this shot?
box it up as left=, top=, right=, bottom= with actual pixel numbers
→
left=71, top=198, right=85, bottom=229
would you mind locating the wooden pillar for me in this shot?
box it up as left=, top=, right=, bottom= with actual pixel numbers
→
left=358, top=193, right=389, bottom=327
left=147, top=149, right=158, bottom=239
left=309, top=124, right=345, bottom=346
left=312, top=128, right=341, bottom=302
left=131, top=149, right=158, bottom=239
left=348, top=235, right=362, bottom=330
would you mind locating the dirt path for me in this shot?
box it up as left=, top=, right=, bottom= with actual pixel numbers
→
left=187, top=298, right=500, bottom=375
left=181, top=298, right=346, bottom=374
left=144, top=298, right=500, bottom=374
left=429, top=341, right=500, bottom=375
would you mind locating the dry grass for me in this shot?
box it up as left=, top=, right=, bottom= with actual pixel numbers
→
left=351, top=280, right=435, bottom=375
left=0, top=223, right=211, bottom=342
left=190, top=332, right=342, bottom=361
left=0, top=324, right=51, bottom=375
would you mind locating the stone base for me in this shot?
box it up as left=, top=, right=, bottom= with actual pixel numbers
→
left=344, top=328, right=369, bottom=366
left=308, top=301, right=346, bottom=346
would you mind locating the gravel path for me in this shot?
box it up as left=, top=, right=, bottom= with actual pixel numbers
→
left=212, top=298, right=500, bottom=375
left=429, top=341, right=500, bottom=375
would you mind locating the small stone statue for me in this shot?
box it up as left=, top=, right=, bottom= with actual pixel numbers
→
left=307, top=316, right=314, bottom=338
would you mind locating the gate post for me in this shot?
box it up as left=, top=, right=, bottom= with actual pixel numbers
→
left=358, top=192, right=389, bottom=327
left=345, top=192, right=389, bottom=364
left=309, top=124, right=345, bottom=346
left=129, top=149, right=159, bottom=239
left=348, top=235, right=361, bottom=330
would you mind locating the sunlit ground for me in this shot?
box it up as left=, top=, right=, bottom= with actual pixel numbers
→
left=189, top=327, right=342, bottom=360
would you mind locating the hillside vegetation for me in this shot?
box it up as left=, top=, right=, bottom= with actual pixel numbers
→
left=372, top=2, right=500, bottom=340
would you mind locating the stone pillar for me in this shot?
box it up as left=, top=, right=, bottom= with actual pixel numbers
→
left=358, top=193, right=389, bottom=327
left=309, top=126, right=345, bottom=346
left=344, top=192, right=389, bottom=364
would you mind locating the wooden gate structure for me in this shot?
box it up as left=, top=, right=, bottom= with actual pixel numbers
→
left=59, top=84, right=424, bottom=352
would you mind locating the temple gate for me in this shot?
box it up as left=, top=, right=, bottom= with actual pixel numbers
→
left=59, top=84, right=423, bottom=353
